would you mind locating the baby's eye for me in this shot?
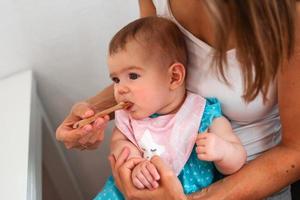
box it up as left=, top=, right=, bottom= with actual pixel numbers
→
left=111, top=77, right=120, bottom=84
left=129, top=73, right=140, bottom=80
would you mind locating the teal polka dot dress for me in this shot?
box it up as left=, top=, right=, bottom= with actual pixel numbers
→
left=94, top=98, right=223, bottom=199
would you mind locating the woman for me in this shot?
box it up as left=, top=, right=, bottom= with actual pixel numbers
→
left=56, top=0, right=300, bottom=199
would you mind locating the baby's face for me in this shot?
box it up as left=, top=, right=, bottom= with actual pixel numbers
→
left=108, top=41, right=172, bottom=120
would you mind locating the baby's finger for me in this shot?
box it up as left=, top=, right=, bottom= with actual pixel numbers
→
left=197, top=133, right=208, bottom=140
left=196, top=139, right=207, bottom=147
left=146, top=163, right=160, bottom=181
left=196, top=146, right=206, bottom=154
left=132, top=177, right=145, bottom=189
left=136, top=172, right=152, bottom=189
left=141, top=166, right=154, bottom=186
left=197, top=153, right=207, bottom=160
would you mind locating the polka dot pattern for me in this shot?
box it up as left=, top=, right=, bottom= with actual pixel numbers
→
left=93, top=98, right=223, bottom=199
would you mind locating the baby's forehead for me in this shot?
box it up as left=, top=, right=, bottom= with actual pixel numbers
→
left=109, top=40, right=167, bottom=63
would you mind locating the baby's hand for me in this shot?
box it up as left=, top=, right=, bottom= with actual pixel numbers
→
left=131, top=159, right=160, bottom=190
left=196, top=131, right=227, bottom=162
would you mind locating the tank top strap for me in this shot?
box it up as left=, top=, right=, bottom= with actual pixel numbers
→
left=152, top=0, right=171, bottom=17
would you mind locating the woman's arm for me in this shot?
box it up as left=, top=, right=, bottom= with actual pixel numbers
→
left=138, top=0, right=156, bottom=17
left=188, top=8, right=300, bottom=200
left=86, top=84, right=116, bottom=115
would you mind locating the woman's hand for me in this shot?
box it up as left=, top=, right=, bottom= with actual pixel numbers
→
left=109, top=147, right=187, bottom=200
left=56, top=101, right=109, bottom=150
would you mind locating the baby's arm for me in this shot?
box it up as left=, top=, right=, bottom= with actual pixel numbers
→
left=110, top=127, right=142, bottom=160
left=110, top=127, right=160, bottom=190
left=196, top=116, right=247, bottom=175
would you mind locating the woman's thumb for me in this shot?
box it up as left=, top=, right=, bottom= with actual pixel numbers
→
left=150, top=156, right=172, bottom=175
left=72, top=102, right=94, bottom=118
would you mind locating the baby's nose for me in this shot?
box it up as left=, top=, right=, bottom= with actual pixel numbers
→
left=117, top=84, right=129, bottom=94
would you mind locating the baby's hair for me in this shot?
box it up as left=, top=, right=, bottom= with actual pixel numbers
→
left=109, top=16, right=187, bottom=66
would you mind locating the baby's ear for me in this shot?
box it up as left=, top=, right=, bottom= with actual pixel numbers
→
left=168, top=62, right=186, bottom=90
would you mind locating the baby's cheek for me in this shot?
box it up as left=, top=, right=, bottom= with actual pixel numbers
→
left=136, top=90, right=154, bottom=105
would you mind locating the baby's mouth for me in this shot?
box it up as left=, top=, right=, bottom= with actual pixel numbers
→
left=123, top=101, right=133, bottom=111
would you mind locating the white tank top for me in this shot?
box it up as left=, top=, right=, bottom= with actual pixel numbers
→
left=153, top=0, right=281, bottom=161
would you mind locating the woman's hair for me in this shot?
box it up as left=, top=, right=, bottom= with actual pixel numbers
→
left=204, top=0, right=297, bottom=102
left=109, top=16, right=187, bottom=67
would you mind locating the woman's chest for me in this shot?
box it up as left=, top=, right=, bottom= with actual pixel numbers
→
left=185, top=47, right=278, bottom=123
left=169, top=0, right=215, bottom=47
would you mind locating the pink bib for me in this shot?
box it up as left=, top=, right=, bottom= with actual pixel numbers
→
left=115, top=92, right=206, bottom=175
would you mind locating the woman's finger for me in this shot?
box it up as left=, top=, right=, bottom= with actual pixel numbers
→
left=65, top=141, right=81, bottom=149
left=116, top=156, right=145, bottom=196
left=86, top=141, right=102, bottom=150
left=115, top=147, right=131, bottom=169
left=150, top=156, right=173, bottom=176
left=57, top=128, right=87, bottom=143
left=88, top=118, right=108, bottom=143
left=63, top=103, right=94, bottom=129
left=79, top=117, right=107, bottom=145
left=118, top=158, right=144, bottom=186
left=150, top=156, right=186, bottom=199
left=72, top=102, right=95, bottom=119
left=108, top=155, right=116, bottom=176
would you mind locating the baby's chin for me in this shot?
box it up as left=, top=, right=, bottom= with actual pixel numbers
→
left=129, top=111, right=151, bottom=120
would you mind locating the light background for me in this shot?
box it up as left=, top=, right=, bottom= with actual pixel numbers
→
left=0, top=1, right=139, bottom=199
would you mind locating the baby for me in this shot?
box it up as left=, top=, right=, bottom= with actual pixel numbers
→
left=94, top=17, right=246, bottom=200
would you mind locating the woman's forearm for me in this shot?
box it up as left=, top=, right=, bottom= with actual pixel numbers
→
left=86, top=84, right=117, bottom=115
left=188, top=144, right=300, bottom=200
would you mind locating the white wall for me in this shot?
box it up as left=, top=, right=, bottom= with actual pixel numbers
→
left=0, top=1, right=139, bottom=199
left=0, top=71, right=42, bottom=200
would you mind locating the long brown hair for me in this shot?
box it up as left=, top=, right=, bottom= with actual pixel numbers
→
left=205, top=0, right=296, bottom=102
